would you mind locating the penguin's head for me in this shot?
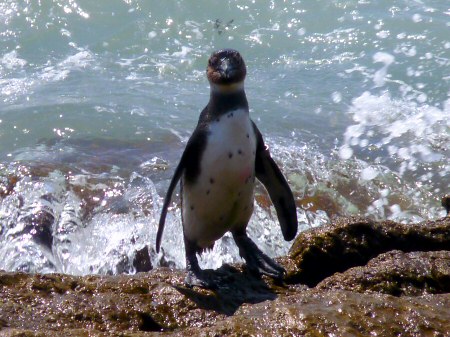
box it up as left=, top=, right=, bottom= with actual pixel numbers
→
left=207, top=49, right=246, bottom=93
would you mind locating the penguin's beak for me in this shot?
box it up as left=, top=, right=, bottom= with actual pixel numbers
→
left=219, top=59, right=235, bottom=79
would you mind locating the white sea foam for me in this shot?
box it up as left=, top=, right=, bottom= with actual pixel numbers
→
left=0, top=130, right=446, bottom=275
left=1, top=50, right=27, bottom=70
left=340, top=92, right=449, bottom=183
left=361, top=166, right=379, bottom=181
left=59, top=50, right=94, bottom=69
left=372, top=52, right=395, bottom=87
left=0, top=49, right=95, bottom=103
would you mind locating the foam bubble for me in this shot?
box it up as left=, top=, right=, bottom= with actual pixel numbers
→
left=332, top=91, right=342, bottom=103
left=376, top=30, right=390, bottom=39
left=373, top=52, right=395, bottom=65
left=339, top=145, right=353, bottom=159
left=297, top=28, right=306, bottom=36
left=172, top=46, right=193, bottom=60
left=372, top=52, right=395, bottom=87
left=1, top=50, right=27, bottom=69
left=412, top=14, right=422, bottom=23
left=361, top=166, right=379, bottom=180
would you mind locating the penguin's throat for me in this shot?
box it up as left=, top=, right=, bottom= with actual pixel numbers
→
left=210, top=81, right=244, bottom=94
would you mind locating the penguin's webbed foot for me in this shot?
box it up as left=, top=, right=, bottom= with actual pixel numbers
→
left=184, top=241, right=218, bottom=289
left=233, top=233, right=285, bottom=280
left=184, top=268, right=217, bottom=289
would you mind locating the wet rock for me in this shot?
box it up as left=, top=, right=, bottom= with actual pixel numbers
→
left=0, top=174, right=19, bottom=198
left=442, top=195, right=450, bottom=216
left=1, top=268, right=449, bottom=336
left=133, top=246, right=153, bottom=273
left=0, top=216, right=449, bottom=336
left=5, top=194, right=57, bottom=251
left=317, top=250, right=450, bottom=296
left=0, top=266, right=279, bottom=334
left=287, top=217, right=450, bottom=286
left=176, top=291, right=450, bottom=337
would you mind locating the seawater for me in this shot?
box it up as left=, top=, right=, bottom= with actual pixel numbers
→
left=0, top=0, right=448, bottom=275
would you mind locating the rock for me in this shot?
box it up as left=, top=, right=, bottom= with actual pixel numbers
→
left=0, top=174, right=19, bottom=198
left=133, top=246, right=153, bottom=273
left=317, top=250, right=450, bottom=296
left=176, top=291, right=450, bottom=337
left=0, top=216, right=449, bottom=336
left=17, top=194, right=56, bottom=250
left=287, top=217, right=450, bottom=286
left=442, top=195, right=450, bottom=216
left=1, top=269, right=450, bottom=336
left=0, top=266, right=287, bottom=335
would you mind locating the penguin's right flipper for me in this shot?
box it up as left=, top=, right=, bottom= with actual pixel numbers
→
left=156, top=129, right=208, bottom=253
left=252, top=122, right=298, bottom=241
left=156, top=160, right=184, bottom=253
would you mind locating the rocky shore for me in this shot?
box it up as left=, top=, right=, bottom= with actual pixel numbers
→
left=1, top=216, right=449, bottom=336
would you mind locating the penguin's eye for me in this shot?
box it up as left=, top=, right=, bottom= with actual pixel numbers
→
left=209, top=56, right=219, bottom=67
left=234, top=53, right=242, bottom=65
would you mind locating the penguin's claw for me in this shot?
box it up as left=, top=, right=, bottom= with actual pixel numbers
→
left=184, top=270, right=217, bottom=289
left=245, top=247, right=286, bottom=279
left=233, top=233, right=286, bottom=280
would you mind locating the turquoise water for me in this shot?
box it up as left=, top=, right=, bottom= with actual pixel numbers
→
left=0, top=0, right=449, bottom=274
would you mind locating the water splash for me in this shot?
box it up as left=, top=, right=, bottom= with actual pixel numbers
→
left=340, top=92, right=449, bottom=184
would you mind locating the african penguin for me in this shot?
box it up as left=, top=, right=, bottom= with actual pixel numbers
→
left=156, top=49, right=298, bottom=288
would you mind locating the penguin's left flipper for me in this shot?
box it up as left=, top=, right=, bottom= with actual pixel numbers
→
left=253, top=122, right=298, bottom=241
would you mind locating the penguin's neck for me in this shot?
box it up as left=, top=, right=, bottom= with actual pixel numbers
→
left=207, top=86, right=249, bottom=120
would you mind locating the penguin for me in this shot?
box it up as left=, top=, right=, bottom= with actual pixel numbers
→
left=156, top=49, right=297, bottom=288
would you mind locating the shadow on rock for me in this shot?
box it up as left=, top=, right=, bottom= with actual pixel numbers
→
left=173, top=264, right=277, bottom=316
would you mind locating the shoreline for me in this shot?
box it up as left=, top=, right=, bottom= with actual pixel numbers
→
left=1, top=216, right=449, bottom=336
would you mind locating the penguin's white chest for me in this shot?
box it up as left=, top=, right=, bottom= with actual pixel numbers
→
left=183, top=109, right=257, bottom=247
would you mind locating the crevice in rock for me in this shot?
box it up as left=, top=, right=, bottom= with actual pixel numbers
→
left=287, top=217, right=450, bottom=287
left=138, top=312, right=162, bottom=332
